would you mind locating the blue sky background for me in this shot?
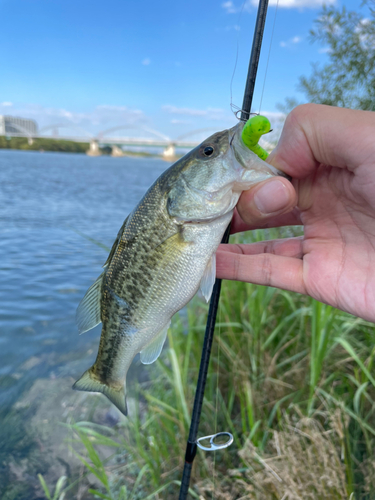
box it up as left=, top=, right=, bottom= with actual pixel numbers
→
left=0, top=0, right=366, bottom=141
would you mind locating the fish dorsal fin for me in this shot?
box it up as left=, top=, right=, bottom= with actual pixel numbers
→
left=140, top=322, right=170, bottom=365
left=200, top=253, right=216, bottom=302
left=76, top=272, right=104, bottom=334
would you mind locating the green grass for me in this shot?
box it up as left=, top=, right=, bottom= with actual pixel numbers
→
left=54, top=227, right=375, bottom=499
left=0, top=135, right=90, bottom=153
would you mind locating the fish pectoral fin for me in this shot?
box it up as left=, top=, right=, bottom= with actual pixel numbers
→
left=200, top=253, right=216, bottom=302
left=73, top=369, right=128, bottom=416
left=140, top=322, right=170, bottom=365
left=76, top=272, right=104, bottom=334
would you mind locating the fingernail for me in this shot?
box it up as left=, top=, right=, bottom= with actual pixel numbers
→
left=254, top=180, right=290, bottom=214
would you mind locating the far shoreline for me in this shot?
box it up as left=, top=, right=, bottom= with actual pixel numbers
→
left=0, top=136, right=176, bottom=159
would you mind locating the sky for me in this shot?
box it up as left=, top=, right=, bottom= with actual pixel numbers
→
left=0, top=0, right=367, bottom=142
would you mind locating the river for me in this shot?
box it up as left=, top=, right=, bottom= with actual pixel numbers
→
left=0, top=149, right=170, bottom=497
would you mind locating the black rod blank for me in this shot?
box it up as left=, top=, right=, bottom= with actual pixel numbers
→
left=241, top=0, right=269, bottom=121
left=178, top=2, right=269, bottom=497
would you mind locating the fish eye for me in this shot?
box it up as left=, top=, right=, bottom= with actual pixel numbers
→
left=203, top=146, right=214, bottom=157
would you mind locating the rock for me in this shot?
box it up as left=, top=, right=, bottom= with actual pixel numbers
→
left=1, top=377, right=127, bottom=500
left=19, top=356, right=43, bottom=371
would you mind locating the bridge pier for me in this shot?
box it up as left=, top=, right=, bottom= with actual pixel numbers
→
left=86, top=139, right=101, bottom=156
left=163, top=143, right=176, bottom=160
left=111, top=145, right=125, bottom=157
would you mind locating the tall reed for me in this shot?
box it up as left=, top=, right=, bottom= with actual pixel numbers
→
left=60, top=227, right=375, bottom=499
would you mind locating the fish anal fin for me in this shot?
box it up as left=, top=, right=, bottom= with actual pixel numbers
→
left=200, top=253, right=216, bottom=302
left=140, top=322, right=170, bottom=365
left=76, top=272, right=104, bottom=334
left=73, top=369, right=127, bottom=416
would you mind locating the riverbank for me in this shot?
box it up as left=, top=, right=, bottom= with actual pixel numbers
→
left=0, top=136, right=89, bottom=154
left=0, top=340, right=147, bottom=500
left=0, top=136, right=158, bottom=157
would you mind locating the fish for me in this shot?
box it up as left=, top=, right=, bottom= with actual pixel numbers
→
left=73, top=120, right=286, bottom=416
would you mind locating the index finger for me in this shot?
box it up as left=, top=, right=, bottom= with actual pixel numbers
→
left=268, top=104, right=375, bottom=178
left=230, top=207, right=302, bottom=234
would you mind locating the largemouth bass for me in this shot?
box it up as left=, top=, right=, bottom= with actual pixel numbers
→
left=73, top=121, right=286, bottom=415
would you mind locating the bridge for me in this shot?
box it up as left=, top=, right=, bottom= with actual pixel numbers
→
left=4, top=121, right=219, bottom=158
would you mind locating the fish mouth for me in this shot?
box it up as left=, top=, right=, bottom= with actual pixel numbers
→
left=229, top=121, right=247, bottom=164
left=177, top=210, right=234, bottom=226
left=229, top=122, right=247, bottom=171
left=229, top=122, right=241, bottom=149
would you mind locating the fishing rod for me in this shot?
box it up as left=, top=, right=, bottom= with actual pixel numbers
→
left=178, top=1, right=270, bottom=498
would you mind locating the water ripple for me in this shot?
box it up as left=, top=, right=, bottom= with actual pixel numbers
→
left=0, top=149, right=169, bottom=406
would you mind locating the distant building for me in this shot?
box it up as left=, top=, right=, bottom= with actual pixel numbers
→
left=0, top=115, right=38, bottom=136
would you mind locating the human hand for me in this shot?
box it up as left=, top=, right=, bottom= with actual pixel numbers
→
left=216, top=104, right=375, bottom=322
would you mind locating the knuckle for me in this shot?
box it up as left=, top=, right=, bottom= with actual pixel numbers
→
left=234, top=244, right=245, bottom=255
left=264, top=241, right=276, bottom=255
left=233, top=255, right=241, bottom=281
left=261, top=254, right=272, bottom=286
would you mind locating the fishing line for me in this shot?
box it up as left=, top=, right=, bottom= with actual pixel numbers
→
left=212, top=302, right=222, bottom=499
left=229, top=0, right=250, bottom=120
left=229, top=46, right=240, bottom=119
left=258, top=0, right=280, bottom=114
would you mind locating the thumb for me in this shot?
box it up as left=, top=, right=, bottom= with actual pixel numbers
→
left=237, top=176, right=296, bottom=226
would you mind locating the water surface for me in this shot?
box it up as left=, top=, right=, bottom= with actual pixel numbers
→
left=0, top=150, right=169, bottom=408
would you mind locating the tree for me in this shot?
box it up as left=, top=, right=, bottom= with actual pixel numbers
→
left=298, top=1, right=375, bottom=110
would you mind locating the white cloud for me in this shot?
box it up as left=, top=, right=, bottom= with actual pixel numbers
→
left=0, top=102, right=146, bottom=136
left=255, top=111, right=286, bottom=146
left=280, top=35, right=302, bottom=48
left=162, top=105, right=227, bottom=121
left=170, top=119, right=192, bottom=124
left=223, top=0, right=336, bottom=13
left=225, top=24, right=241, bottom=31
left=260, top=111, right=286, bottom=121
left=355, top=18, right=375, bottom=50
left=1, top=101, right=12, bottom=107
left=267, top=0, right=336, bottom=7
left=318, top=47, right=332, bottom=53
left=163, top=105, right=208, bottom=117
left=142, top=58, right=151, bottom=66
left=222, top=1, right=237, bottom=13
left=359, top=18, right=371, bottom=26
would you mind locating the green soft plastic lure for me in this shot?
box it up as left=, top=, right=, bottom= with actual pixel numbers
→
left=241, top=115, right=271, bottom=160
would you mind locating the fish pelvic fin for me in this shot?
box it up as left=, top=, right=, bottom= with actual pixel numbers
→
left=140, top=321, right=170, bottom=365
left=72, top=369, right=128, bottom=416
left=200, top=253, right=216, bottom=302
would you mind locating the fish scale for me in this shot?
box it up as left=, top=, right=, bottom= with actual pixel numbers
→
left=73, top=122, right=287, bottom=415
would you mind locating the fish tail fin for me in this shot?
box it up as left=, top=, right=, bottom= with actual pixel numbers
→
left=73, top=369, right=128, bottom=416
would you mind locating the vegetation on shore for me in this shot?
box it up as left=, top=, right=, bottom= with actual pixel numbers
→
left=299, top=0, right=375, bottom=111
left=0, top=135, right=90, bottom=154
left=278, top=0, right=375, bottom=115
left=0, top=136, right=158, bottom=157
left=38, top=227, right=375, bottom=500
